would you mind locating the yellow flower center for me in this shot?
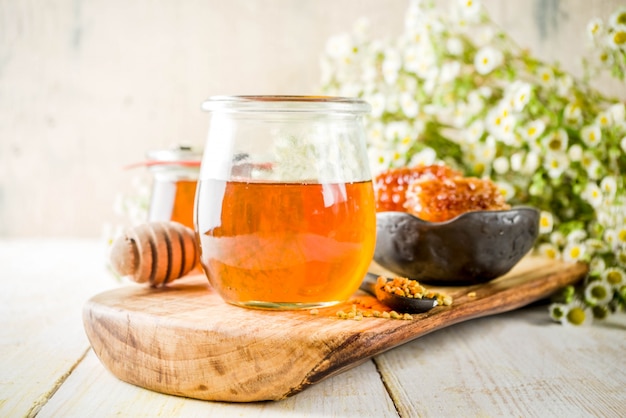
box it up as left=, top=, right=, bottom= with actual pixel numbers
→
left=540, top=217, right=551, bottom=227
left=618, top=229, right=626, bottom=242
left=614, top=31, right=626, bottom=45
left=570, top=247, right=581, bottom=258
left=566, top=307, right=586, bottom=325
left=607, top=271, right=622, bottom=285
left=527, top=127, right=537, bottom=136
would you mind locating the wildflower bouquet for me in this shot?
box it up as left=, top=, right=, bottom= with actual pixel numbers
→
left=321, top=0, right=626, bottom=325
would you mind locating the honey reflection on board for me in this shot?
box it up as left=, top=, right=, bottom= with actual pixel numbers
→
left=195, top=179, right=376, bottom=308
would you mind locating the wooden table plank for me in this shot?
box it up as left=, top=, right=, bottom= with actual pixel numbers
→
left=0, top=239, right=118, bottom=418
left=37, top=350, right=398, bottom=417
left=375, top=304, right=626, bottom=417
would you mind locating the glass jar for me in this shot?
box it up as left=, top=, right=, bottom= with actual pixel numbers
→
left=195, top=96, right=376, bottom=310
left=146, top=145, right=202, bottom=230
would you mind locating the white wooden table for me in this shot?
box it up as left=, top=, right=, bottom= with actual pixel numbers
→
left=1, top=239, right=625, bottom=417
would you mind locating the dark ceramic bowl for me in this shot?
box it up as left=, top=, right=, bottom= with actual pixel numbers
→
left=373, top=207, right=540, bottom=285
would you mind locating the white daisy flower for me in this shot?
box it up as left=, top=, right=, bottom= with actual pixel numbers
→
left=326, top=33, right=353, bottom=59
left=561, top=304, right=593, bottom=326
left=466, top=119, right=485, bottom=143
left=580, top=124, right=602, bottom=147
left=608, top=6, right=626, bottom=28
left=549, top=303, right=567, bottom=321
left=400, top=92, right=419, bottom=118
left=440, top=61, right=461, bottom=84
left=542, top=129, right=569, bottom=153
left=492, top=156, right=509, bottom=174
left=496, top=181, right=515, bottom=201
left=602, top=267, right=626, bottom=288
left=600, top=176, right=617, bottom=199
left=621, top=136, right=626, bottom=153
left=616, top=249, right=626, bottom=267
left=563, top=103, right=582, bottom=125
left=474, top=46, right=503, bottom=75
left=367, top=122, right=385, bottom=147
left=522, top=151, right=540, bottom=174
left=567, top=229, right=588, bottom=243
left=539, top=211, right=554, bottom=234
left=368, top=148, right=394, bottom=175
left=509, top=82, right=532, bottom=112
left=537, top=66, right=555, bottom=87
left=584, top=280, right=613, bottom=306
left=567, top=144, right=583, bottom=162
left=556, top=75, right=574, bottom=97
left=616, top=226, right=626, bottom=246
left=510, top=152, right=523, bottom=171
left=596, top=111, right=612, bottom=128
left=551, top=231, right=566, bottom=247
left=385, top=121, right=410, bottom=141
left=457, top=0, right=482, bottom=19
left=409, top=147, right=437, bottom=167
left=538, top=243, right=560, bottom=260
left=446, top=37, right=464, bottom=55
left=520, top=119, right=546, bottom=142
left=582, top=182, right=603, bottom=207
left=367, top=93, right=386, bottom=118
left=589, top=257, right=606, bottom=274
left=607, top=24, right=626, bottom=49
left=563, top=242, right=586, bottom=262
left=543, top=151, right=569, bottom=179
left=609, top=102, right=625, bottom=123
left=587, top=18, right=604, bottom=41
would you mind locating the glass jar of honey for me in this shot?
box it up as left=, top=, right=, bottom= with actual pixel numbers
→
left=196, top=96, right=376, bottom=310
left=146, top=145, right=202, bottom=230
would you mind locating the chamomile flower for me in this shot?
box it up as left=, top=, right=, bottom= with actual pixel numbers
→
left=408, top=147, right=437, bottom=166
left=551, top=231, right=566, bottom=247
left=542, top=129, right=569, bottom=152
left=607, top=24, right=626, bottom=49
left=608, top=6, right=626, bottom=27
left=582, top=182, right=603, bottom=207
left=543, top=151, right=569, bottom=179
left=538, top=243, right=560, bottom=260
left=563, top=102, right=583, bottom=125
left=621, top=136, right=626, bottom=153
left=584, top=280, right=613, bottom=306
left=509, top=81, right=532, bottom=112
left=446, top=37, right=464, bottom=55
left=603, top=267, right=626, bottom=288
left=580, top=124, right=602, bottom=147
left=600, top=176, right=618, bottom=199
left=609, top=102, right=625, bottom=123
left=589, top=257, right=606, bottom=275
left=596, top=111, right=612, bottom=128
left=539, top=211, right=554, bottom=234
left=561, top=303, right=593, bottom=326
left=400, top=92, right=419, bottom=118
left=587, top=17, right=604, bottom=41
left=549, top=303, right=567, bottom=321
left=366, top=93, right=386, bottom=118
left=496, top=181, right=515, bottom=201
left=492, top=156, right=509, bottom=174
left=562, top=241, right=587, bottom=262
left=537, top=66, right=555, bottom=87
left=474, top=46, right=502, bottom=75
left=520, top=119, right=546, bottom=142
left=567, top=144, right=583, bottom=162
left=457, top=0, right=482, bottom=20
left=567, top=229, right=588, bottom=243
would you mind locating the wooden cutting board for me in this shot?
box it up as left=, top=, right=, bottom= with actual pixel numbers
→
left=83, top=256, right=587, bottom=403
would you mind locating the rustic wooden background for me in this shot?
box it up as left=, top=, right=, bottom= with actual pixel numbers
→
left=1, top=0, right=624, bottom=237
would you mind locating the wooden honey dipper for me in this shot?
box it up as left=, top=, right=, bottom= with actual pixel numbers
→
left=110, top=221, right=199, bottom=287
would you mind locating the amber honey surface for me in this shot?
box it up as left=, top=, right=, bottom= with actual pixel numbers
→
left=195, top=179, right=376, bottom=308
left=149, top=179, right=197, bottom=230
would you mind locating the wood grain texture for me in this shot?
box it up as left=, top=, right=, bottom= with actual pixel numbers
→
left=82, top=256, right=587, bottom=402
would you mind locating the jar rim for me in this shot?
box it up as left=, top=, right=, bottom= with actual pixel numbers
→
left=201, top=95, right=371, bottom=114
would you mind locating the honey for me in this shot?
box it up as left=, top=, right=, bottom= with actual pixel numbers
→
left=195, top=179, right=376, bottom=309
left=148, top=179, right=197, bottom=230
